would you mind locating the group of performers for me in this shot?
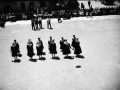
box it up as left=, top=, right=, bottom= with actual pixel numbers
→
left=10, top=35, right=82, bottom=61
left=31, top=17, right=52, bottom=30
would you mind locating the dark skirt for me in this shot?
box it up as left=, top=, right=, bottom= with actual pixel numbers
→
left=74, top=43, right=82, bottom=54
left=63, top=44, right=71, bottom=55
left=50, top=44, right=57, bottom=54
left=11, top=46, right=17, bottom=57
left=27, top=46, right=35, bottom=57
left=36, top=46, right=43, bottom=55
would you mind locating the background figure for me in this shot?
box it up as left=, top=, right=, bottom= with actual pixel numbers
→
left=48, top=36, right=53, bottom=52
left=88, top=0, right=91, bottom=8
left=49, top=40, right=57, bottom=58
left=27, top=39, right=35, bottom=60
left=38, top=17, right=42, bottom=29
left=31, top=17, right=35, bottom=30
left=89, top=5, right=93, bottom=18
left=71, top=35, right=76, bottom=49
left=74, top=38, right=82, bottom=56
left=11, top=40, right=20, bottom=61
left=36, top=38, right=44, bottom=59
left=60, top=37, right=65, bottom=52
left=35, top=17, right=38, bottom=30
left=58, top=16, right=62, bottom=23
left=47, top=18, right=52, bottom=29
left=63, top=39, right=71, bottom=57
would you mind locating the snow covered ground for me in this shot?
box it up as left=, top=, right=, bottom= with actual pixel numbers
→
left=0, top=15, right=120, bottom=90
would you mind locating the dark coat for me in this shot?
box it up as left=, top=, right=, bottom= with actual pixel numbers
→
left=50, top=42, right=57, bottom=54
left=11, top=43, right=19, bottom=57
left=74, top=41, right=82, bottom=54
left=27, top=42, right=35, bottom=57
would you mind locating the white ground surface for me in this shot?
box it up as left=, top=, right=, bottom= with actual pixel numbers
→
left=0, top=15, right=120, bottom=90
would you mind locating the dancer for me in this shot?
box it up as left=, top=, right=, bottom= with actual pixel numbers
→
left=49, top=40, right=57, bottom=58
left=74, top=38, right=82, bottom=56
left=48, top=36, right=53, bottom=52
left=27, top=39, right=35, bottom=60
left=36, top=38, right=44, bottom=59
left=63, top=39, right=71, bottom=57
left=11, top=40, right=20, bottom=61
left=60, top=37, right=65, bottom=52
left=71, top=35, right=76, bottom=49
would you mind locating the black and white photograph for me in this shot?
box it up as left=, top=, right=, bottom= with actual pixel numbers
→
left=0, top=0, right=120, bottom=90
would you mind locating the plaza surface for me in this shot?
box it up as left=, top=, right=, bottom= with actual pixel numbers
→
left=0, top=15, right=120, bottom=90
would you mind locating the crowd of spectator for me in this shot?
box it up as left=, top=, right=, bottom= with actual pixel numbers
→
left=0, top=3, right=120, bottom=27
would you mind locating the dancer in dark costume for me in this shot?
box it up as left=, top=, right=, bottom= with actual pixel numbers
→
left=49, top=40, right=57, bottom=58
left=48, top=36, right=53, bottom=52
left=63, top=39, right=71, bottom=57
left=74, top=38, right=82, bottom=56
left=60, top=37, right=65, bottom=52
left=11, top=40, right=20, bottom=61
left=71, top=35, right=76, bottom=49
left=27, top=39, right=35, bottom=60
left=36, top=38, right=44, bottom=58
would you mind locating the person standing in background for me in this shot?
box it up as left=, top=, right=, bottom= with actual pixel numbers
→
left=38, top=17, right=43, bottom=29
left=47, top=18, right=52, bottom=29
left=31, top=17, right=35, bottom=30
left=88, top=0, right=91, bottom=8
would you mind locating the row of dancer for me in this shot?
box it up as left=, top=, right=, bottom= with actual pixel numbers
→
left=31, top=17, right=52, bottom=30
left=11, top=35, right=82, bottom=61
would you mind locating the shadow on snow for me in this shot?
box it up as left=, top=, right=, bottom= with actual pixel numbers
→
left=52, top=56, right=60, bottom=60
left=75, top=55, right=85, bottom=59
left=12, top=59, right=21, bottom=63
left=64, top=56, right=74, bottom=60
